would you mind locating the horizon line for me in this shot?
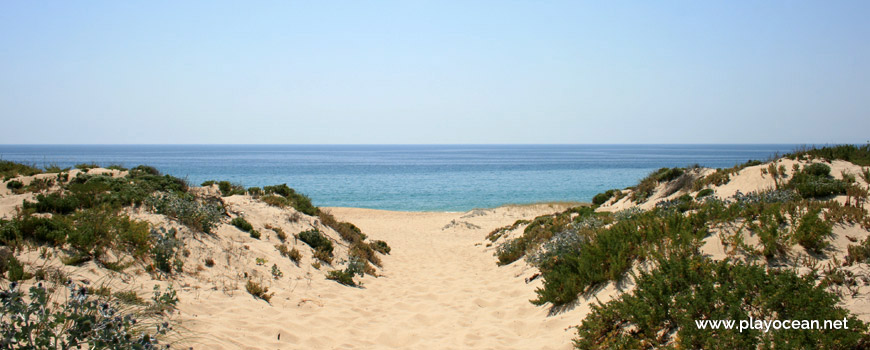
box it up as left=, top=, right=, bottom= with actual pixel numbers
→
left=0, top=142, right=862, bottom=146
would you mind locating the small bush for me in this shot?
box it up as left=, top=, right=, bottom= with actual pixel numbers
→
left=313, top=247, right=333, bottom=264
left=696, top=188, right=714, bottom=199
left=150, top=227, right=183, bottom=274
left=326, top=269, right=356, bottom=286
left=371, top=240, right=391, bottom=254
left=320, top=211, right=366, bottom=243
left=804, top=162, right=832, bottom=177
left=146, top=192, right=224, bottom=233
left=793, top=207, right=833, bottom=254
left=326, top=256, right=366, bottom=287
left=6, top=180, right=24, bottom=191
left=263, top=184, right=318, bottom=215
left=201, top=180, right=216, bottom=186
left=247, top=187, right=262, bottom=196
left=230, top=217, right=254, bottom=232
left=265, top=224, right=287, bottom=241
left=7, top=255, right=32, bottom=281
left=276, top=244, right=302, bottom=265
left=23, top=192, right=80, bottom=214
left=249, top=229, right=261, bottom=239
left=27, top=177, right=54, bottom=192
left=261, top=195, right=289, bottom=208
left=592, top=189, right=618, bottom=206
left=204, top=257, right=215, bottom=267
left=218, top=181, right=245, bottom=196
left=131, top=165, right=160, bottom=176
left=787, top=163, right=848, bottom=198
left=298, top=229, right=333, bottom=255
left=271, top=264, right=283, bottom=279
left=245, top=280, right=272, bottom=302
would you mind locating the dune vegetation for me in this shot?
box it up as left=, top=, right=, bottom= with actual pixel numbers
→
left=488, top=145, right=870, bottom=349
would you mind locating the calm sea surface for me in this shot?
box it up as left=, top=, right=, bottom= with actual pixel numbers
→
left=0, top=145, right=799, bottom=211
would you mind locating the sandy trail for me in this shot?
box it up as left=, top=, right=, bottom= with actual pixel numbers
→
left=195, top=206, right=580, bottom=350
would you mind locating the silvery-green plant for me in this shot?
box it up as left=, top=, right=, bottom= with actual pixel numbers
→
left=0, top=281, right=177, bottom=349
left=145, top=192, right=224, bottom=233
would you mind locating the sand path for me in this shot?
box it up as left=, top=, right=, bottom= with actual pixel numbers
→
left=283, top=207, right=579, bottom=350
left=176, top=205, right=581, bottom=349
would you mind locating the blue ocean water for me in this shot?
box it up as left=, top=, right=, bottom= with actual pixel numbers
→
left=0, top=145, right=799, bottom=211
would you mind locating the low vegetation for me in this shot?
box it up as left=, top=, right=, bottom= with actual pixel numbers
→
left=245, top=280, right=272, bottom=303
left=574, top=252, right=869, bottom=349
left=0, top=282, right=178, bottom=349
left=486, top=145, right=870, bottom=348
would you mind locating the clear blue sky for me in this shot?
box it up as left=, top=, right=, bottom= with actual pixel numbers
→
left=1, top=1, right=868, bottom=144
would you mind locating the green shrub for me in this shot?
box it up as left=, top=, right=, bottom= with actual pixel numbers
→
left=532, top=209, right=700, bottom=306
left=573, top=253, right=869, bottom=349
left=247, top=187, right=262, bottom=196
left=7, top=255, right=32, bottom=281
left=297, top=229, right=333, bottom=256
left=326, top=256, right=366, bottom=287
left=218, top=181, right=245, bottom=196
left=249, top=229, right=261, bottom=239
left=495, top=208, right=593, bottom=265
left=371, top=240, right=391, bottom=254
left=230, top=217, right=253, bottom=232
left=201, top=180, right=216, bottom=186
left=13, top=215, right=71, bottom=246
left=263, top=184, right=294, bottom=197
left=793, top=207, right=833, bottom=254
left=787, top=163, right=847, bottom=198
left=6, top=180, right=24, bottom=191
left=27, top=177, right=54, bottom=192
left=146, top=192, right=224, bottom=233
left=326, top=269, right=356, bottom=286
left=696, top=188, right=714, bottom=199
left=24, top=192, right=80, bottom=214
left=592, top=189, right=617, bottom=206
left=131, top=165, right=160, bottom=176
left=0, top=160, right=41, bottom=178
left=655, top=167, right=684, bottom=182
left=264, top=184, right=318, bottom=215
left=789, top=144, right=870, bottom=166
left=319, top=211, right=366, bottom=243
left=804, top=162, right=832, bottom=177
left=261, top=195, right=289, bottom=207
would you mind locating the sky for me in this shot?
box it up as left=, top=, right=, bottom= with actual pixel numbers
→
left=0, top=1, right=868, bottom=144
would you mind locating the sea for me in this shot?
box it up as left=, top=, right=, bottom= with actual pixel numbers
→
left=0, top=144, right=800, bottom=211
